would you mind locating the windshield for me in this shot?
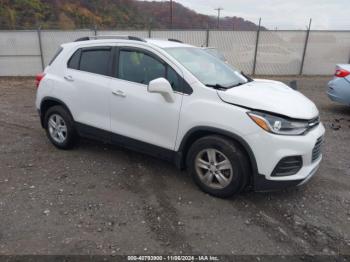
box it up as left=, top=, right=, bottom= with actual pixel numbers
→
left=165, top=47, right=247, bottom=88
left=203, top=48, right=227, bottom=62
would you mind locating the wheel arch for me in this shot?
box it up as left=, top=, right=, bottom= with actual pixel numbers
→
left=176, top=126, right=258, bottom=184
left=39, top=97, right=74, bottom=128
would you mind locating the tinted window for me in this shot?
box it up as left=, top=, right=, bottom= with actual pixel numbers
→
left=79, top=49, right=111, bottom=76
left=118, top=50, right=165, bottom=85
left=167, top=67, right=181, bottom=92
left=68, top=49, right=80, bottom=69
left=49, top=47, right=63, bottom=66
left=167, top=66, right=192, bottom=94
left=182, top=80, right=193, bottom=94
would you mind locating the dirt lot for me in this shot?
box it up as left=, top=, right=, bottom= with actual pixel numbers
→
left=0, top=76, right=349, bottom=256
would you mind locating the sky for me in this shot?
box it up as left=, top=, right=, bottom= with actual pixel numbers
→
left=142, top=0, right=350, bottom=30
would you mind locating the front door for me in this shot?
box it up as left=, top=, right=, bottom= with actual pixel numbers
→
left=109, top=47, right=183, bottom=151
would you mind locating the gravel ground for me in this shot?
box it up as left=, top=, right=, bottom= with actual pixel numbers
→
left=0, top=76, right=349, bottom=256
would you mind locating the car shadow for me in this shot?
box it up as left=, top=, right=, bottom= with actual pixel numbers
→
left=74, top=138, right=307, bottom=201
left=76, top=137, right=188, bottom=177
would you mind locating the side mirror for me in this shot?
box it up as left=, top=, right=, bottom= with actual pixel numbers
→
left=148, top=78, right=175, bottom=103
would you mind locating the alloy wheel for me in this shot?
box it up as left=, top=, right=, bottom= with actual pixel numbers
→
left=48, top=114, right=67, bottom=144
left=195, top=148, right=233, bottom=189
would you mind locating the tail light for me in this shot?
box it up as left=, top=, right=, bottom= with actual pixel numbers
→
left=335, top=69, right=350, bottom=78
left=35, top=73, right=45, bottom=88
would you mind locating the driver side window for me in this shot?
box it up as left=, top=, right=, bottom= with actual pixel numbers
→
left=117, top=50, right=166, bottom=85
left=115, top=48, right=192, bottom=94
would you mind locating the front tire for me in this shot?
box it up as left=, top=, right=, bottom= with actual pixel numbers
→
left=186, top=135, right=250, bottom=198
left=44, top=105, right=78, bottom=149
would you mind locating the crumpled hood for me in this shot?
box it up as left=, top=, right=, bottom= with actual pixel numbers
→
left=217, top=79, right=319, bottom=119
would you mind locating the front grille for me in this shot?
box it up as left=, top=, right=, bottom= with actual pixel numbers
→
left=271, top=156, right=303, bottom=177
left=312, top=136, right=324, bottom=162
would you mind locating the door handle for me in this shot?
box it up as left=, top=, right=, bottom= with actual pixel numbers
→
left=64, top=75, right=74, bottom=82
left=112, top=90, right=126, bottom=97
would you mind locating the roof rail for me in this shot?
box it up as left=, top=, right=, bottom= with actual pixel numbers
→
left=168, top=38, right=183, bottom=43
left=74, top=35, right=146, bottom=42
left=75, top=36, right=91, bottom=42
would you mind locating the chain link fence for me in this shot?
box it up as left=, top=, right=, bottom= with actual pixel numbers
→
left=0, top=29, right=349, bottom=76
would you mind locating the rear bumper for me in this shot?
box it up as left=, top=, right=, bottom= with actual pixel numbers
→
left=327, top=92, right=349, bottom=105
left=327, top=78, right=350, bottom=105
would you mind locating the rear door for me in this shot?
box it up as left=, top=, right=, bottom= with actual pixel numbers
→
left=64, top=46, right=113, bottom=132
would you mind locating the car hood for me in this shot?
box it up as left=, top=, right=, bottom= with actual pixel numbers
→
left=217, top=79, right=319, bottom=119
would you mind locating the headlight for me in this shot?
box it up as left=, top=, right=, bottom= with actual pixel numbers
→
left=247, top=111, right=309, bottom=135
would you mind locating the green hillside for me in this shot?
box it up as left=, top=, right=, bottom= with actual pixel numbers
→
left=0, top=0, right=260, bottom=30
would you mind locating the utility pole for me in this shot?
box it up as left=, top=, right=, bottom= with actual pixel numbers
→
left=214, top=8, right=223, bottom=29
left=170, top=0, right=173, bottom=29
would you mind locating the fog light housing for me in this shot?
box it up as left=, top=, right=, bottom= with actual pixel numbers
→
left=271, top=156, right=303, bottom=177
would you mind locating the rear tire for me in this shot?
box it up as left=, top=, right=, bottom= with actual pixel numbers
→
left=44, top=105, right=78, bottom=149
left=186, top=135, right=250, bottom=198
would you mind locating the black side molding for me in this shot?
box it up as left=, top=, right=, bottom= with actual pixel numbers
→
left=75, top=122, right=176, bottom=163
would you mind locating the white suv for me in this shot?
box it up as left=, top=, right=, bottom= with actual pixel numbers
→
left=35, top=36, right=325, bottom=198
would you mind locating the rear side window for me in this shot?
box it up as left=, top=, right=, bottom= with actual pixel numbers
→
left=80, top=49, right=111, bottom=76
left=67, top=47, right=111, bottom=76
left=68, top=49, right=80, bottom=69
left=49, top=47, right=63, bottom=66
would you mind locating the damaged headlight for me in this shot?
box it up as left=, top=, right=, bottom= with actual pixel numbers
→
left=247, top=111, right=310, bottom=135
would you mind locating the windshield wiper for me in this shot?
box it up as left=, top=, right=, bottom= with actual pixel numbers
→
left=206, top=81, right=248, bottom=90
left=206, top=83, right=242, bottom=90
left=205, top=84, right=228, bottom=90
left=228, top=82, right=245, bottom=88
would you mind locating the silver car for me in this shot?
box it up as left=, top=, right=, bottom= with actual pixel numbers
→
left=328, top=64, right=350, bottom=106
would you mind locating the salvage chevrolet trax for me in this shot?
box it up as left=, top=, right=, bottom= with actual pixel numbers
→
left=35, top=36, right=325, bottom=198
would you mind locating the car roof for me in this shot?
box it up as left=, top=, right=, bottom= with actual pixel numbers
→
left=62, top=37, right=195, bottom=50
left=145, top=39, right=194, bottom=48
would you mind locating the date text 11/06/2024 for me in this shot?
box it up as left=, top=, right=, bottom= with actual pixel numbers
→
left=127, top=255, right=220, bottom=261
